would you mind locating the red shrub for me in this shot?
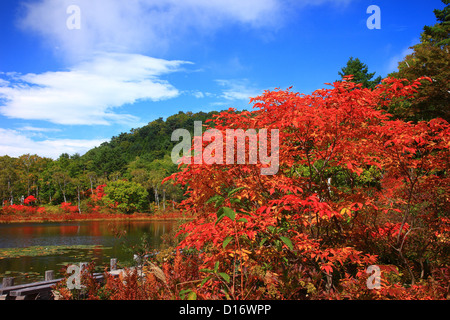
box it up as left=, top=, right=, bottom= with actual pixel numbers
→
left=91, top=184, right=107, bottom=203
left=24, top=195, right=37, bottom=205
left=1, top=204, right=38, bottom=215
left=60, top=202, right=79, bottom=214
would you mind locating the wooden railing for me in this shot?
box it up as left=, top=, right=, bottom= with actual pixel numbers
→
left=0, top=258, right=122, bottom=300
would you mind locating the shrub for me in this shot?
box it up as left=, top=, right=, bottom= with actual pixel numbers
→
left=24, top=195, right=37, bottom=205
left=60, top=202, right=79, bottom=214
left=103, top=180, right=149, bottom=214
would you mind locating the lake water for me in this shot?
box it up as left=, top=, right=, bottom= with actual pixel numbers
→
left=0, top=220, right=178, bottom=285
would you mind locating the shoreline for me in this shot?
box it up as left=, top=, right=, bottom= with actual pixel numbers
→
left=0, top=212, right=192, bottom=224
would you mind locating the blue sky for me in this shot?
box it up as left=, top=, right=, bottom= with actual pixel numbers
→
left=0, top=0, right=444, bottom=158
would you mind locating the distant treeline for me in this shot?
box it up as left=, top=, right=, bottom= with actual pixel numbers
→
left=0, top=110, right=221, bottom=208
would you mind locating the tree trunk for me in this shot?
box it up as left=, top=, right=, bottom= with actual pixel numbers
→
left=77, top=187, right=82, bottom=214
left=162, top=188, right=166, bottom=210
left=153, top=185, right=159, bottom=208
left=58, top=181, right=67, bottom=203
left=89, top=176, right=94, bottom=196
left=8, top=180, right=13, bottom=205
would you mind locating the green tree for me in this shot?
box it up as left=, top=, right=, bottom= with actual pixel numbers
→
left=103, top=180, right=149, bottom=214
left=126, top=157, right=152, bottom=202
left=17, top=154, right=37, bottom=197
left=0, top=156, right=18, bottom=205
left=50, top=155, right=74, bottom=203
left=338, top=57, right=382, bottom=89
left=147, top=155, right=179, bottom=210
left=39, top=162, right=56, bottom=204
left=71, top=177, right=86, bottom=214
left=423, top=0, right=450, bottom=47
left=389, top=0, right=450, bottom=122
left=51, top=169, right=72, bottom=203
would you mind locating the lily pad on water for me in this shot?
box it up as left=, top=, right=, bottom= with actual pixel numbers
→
left=0, top=270, right=51, bottom=285
left=0, top=244, right=112, bottom=259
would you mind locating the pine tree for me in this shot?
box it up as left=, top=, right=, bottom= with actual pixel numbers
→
left=338, top=57, right=382, bottom=89
left=423, top=0, right=450, bottom=47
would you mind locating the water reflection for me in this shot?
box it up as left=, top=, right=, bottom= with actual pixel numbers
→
left=0, top=220, right=177, bottom=285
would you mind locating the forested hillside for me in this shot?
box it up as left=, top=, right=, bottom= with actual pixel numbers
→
left=0, top=110, right=219, bottom=211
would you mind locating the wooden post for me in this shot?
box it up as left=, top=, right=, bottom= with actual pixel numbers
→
left=45, top=270, right=54, bottom=281
left=2, top=277, right=14, bottom=288
left=110, top=258, right=117, bottom=271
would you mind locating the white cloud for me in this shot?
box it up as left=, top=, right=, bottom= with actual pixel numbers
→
left=3, top=0, right=358, bottom=131
left=7, top=0, right=358, bottom=126
left=20, top=126, right=62, bottom=133
left=216, top=79, right=262, bottom=101
left=18, top=0, right=285, bottom=62
left=18, top=0, right=357, bottom=61
left=192, top=91, right=205, bottom=99
left=0, top=128, right=107, bottom=159
left=297, top=0, right=353, bottom=6
left=0, top=52, right=190, bottom=125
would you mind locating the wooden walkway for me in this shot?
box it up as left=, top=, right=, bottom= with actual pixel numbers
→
left=0, top=258, right=125, bottom=300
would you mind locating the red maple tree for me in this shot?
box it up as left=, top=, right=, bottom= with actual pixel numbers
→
left=163, top=76, right=450, bottom=299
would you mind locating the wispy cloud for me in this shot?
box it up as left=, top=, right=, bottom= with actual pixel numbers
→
left=20, top=126, right=62, bottom=133
left=18, top=0, right=357, bottom=61
left=0, top=52, right=190, bottom=125
left=216, top=79, right=262, bottom=101
left=0, top=128, right=107, bottom=158
left=192, top=91, right=205, bottom=99
left=386, top=47, right=414, bottom=74
left=18, top=0, right=285, bottom=62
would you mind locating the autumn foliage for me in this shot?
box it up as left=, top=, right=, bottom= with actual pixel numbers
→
left=0, top=183, right=160, bottom=223
left=157, top=76, right=450, bottom=300
left=23, top=195, right=37, bottom=205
